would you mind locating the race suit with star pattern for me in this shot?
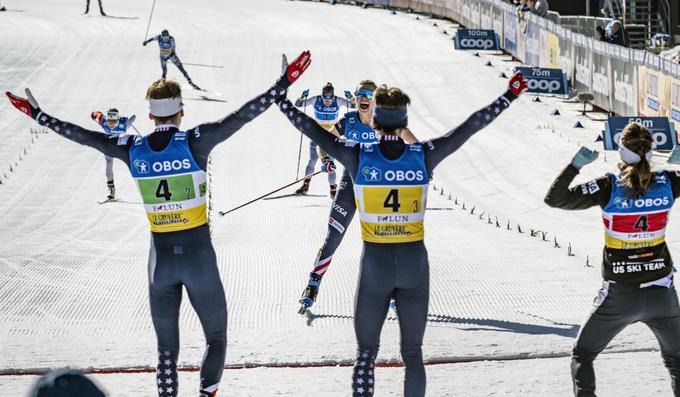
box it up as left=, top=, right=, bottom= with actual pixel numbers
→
left=33, top=82, right=287, bottom=397
left=278, top=88, right=517, bottom=397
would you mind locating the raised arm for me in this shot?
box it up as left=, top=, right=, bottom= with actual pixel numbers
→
left=142, top=36, right=157, bottom=46
left=186, top=51, right=312, bottom=152
left=294, top=93, right=315, bottom=107
left=544, top=147, right=611, bottom=210
left=6, top=90, right=130, bottom=163
left=278, top=97, right=358, bottom=170
left=425, top=73, right=526, bottom=171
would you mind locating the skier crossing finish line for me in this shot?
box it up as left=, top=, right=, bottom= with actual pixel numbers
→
left=278, top=72, right=527, bottom=396
left=5, top=50, right=311, bottom=397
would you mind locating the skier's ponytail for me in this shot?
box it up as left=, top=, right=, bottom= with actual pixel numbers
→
left=618, top=123, right=654, bottom=197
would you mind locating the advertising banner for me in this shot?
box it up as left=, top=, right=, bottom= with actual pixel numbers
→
left=573, top=36, right=591, bottom=95
left=525, top=19, right=541, bottom=66
left=671, top=78, right=680, bottom=128
left=638, top=67, right=671, bottom=117
left=591, top=41, right=611, bottom=110
left=513, top=66, right=569, bottom=95
left=556, top=26, right=573, bottom=83
left=454, top=29, right=500, bottom=50
left=604, top=117, right=677, bottom=151
left=610, top=48, right=637, bottom=117
left=504, top=10, right=518, bottom=57
left=539, top=29, right=560, bottom=68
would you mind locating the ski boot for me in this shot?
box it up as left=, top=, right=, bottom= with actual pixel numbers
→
left=298, top=272, right=321, bottom=314
left=188, top=79, right=201, bottom=91
left=295, top=178, right=311, bottom=195
left=106, top=181, right=116, bottom=200
left=199, top=389, right=217, bottom=397
left=329, top=184, right=337, bottom=199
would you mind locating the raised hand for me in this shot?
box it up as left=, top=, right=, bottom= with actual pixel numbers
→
left=571, top=146, right=599, bottom=170
left=508, top=72, right=528, bottom=97
left=6, top=89, right=41, bottom=119
left=279, top=50, right=311, bottom=88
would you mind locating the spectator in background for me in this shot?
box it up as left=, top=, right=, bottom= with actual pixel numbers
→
left=597, top=20, right=626, bottom=46
left=521, top=0, right=549, bottom=18
left=29, top=369, right=106, bottom=397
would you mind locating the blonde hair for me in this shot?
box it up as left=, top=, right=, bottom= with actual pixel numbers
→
left=145, top=79, right=182, bottom=122
left=357, top=79, right=378, bottom=91
left=618, top=122, right=654, bottom=197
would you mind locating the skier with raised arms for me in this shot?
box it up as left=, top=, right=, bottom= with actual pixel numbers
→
left=545, top=123, right=680, bottom=396
left=277, top=67, right=527, bottom=395
left=90, top=108, right=136, bottom=201
left=143, top=30, right=200, bottom=90
left=298, top=79, right=418, bottom=313
left=294, top=82, right=354, bottom=197
left=6, top=50, right=311, bottom=397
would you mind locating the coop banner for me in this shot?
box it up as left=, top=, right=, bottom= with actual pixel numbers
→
left=513, top=66, right=568, bottom=95
left=604, top=117, right=676, bottom=151
left=454, top=29, right=500, bottom=50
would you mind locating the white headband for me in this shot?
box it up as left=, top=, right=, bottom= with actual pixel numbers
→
left=618, top=141, right=653, bottom=164
left=149, top=97, right=183, bottom=117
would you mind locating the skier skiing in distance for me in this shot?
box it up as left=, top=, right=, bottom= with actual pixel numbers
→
left=143, top=30, right=200, bottom=90
left=84, top=0, right=106, bottom=16
left=544, top=123, right=680, bottom=397
left=278, top=70, right=527, bottom=396
left=294, top=82, right=354, bottom=197
left=6, top=50, right=311, bottom=397
left=90, top=108, right=136, bottom=201
left=298, top=79, right=418, bottom=313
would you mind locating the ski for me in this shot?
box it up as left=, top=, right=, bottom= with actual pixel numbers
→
left=182, top=84, right=222, bottom=97
left=263, top=193, right=326, bottom=201
left=98, top=198, right=118, bottom=205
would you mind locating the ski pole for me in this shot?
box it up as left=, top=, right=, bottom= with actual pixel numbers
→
left=295, top=92, right=309, bottom=179
left=143, top=0, right=157, bottom=42
left=218, top=170, right=323, bottom=216
left=130, top=123, right=142, bottom=136
left=183, top=62, right=224, bottom=69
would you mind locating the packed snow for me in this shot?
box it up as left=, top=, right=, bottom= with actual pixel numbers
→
left=0, top=0, right=678, bottom=395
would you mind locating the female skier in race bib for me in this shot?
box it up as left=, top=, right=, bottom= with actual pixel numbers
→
left=6, top=51, right=311, bottom=397
left=545, top=123, right=680, bottom=396
left=277, top=67, right=527, bottom=396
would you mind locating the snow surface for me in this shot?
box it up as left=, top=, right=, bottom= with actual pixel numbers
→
left=0, top=0, right=679, bottom=395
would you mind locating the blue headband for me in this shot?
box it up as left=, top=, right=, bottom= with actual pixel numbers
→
left=373, top=106, right=408, bottom=129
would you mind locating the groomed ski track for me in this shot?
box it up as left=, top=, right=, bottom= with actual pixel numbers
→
left=0, top=0, right=678, bottom=395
